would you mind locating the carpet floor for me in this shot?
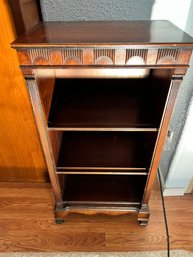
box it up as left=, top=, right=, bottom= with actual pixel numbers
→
left=0, top=250, right=193, bottom=257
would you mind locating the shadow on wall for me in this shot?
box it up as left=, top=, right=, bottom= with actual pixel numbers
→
left=40, top=0, right=155, bottom=21
left=161, top=0, right=193, bottom=192
left=159, top=0, right=193, bottom=180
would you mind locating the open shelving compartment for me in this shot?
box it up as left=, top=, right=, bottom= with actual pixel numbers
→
left=58, top=174, right=147, bottom=208
left=56, top=131, right=157, bottom=174
left=38, top=68, right=172, bottom=209
left=47, top=74, right=166, bottom=131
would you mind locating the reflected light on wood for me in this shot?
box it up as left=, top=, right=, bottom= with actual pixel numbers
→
left=126, top=56, right=150, bottom=78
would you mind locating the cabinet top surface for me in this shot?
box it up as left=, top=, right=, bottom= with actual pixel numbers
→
left=12, top=20, right=193, bottom=48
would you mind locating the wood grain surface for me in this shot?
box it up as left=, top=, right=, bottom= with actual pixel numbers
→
left=0, top=180, right=192, bottom=252
left=12, top=21, right=193, bottom=46
left=0, top=1, right=47, bottom=182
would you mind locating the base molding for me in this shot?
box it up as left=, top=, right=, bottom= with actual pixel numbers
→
left=55, top=204, right=150, bottom=225
left=55, top=204, right=143, bottom=224
left=163, top=187, right=185, bottom=196
left=137, top=204, right=150, bottom=225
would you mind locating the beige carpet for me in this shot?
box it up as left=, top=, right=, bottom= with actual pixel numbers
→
left=0, top=251, right=193, bottom=257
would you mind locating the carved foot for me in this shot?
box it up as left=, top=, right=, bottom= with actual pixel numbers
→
left=138, top=204, right=150, bottom=226
left=56, top=218, right=64, bottom=224
left=139, top=220, right=148, bottom=226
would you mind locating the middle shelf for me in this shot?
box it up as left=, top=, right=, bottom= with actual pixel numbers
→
left=49, top=131, right=157, bottom=175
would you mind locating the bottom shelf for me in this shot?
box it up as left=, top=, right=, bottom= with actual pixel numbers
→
left=60, top=175, right=146, bottom=207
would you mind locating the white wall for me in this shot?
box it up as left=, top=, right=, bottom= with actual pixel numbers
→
left=151, top=0, right=193, bottom=195
left=165, top=98, right=193, bottom=195
left=151, top=0, right=191, bottom=30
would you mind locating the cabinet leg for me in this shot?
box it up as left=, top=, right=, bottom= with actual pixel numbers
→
left=139, top=220, right=148, bottom=226
left=55, top=218, right=65, bottom=224
left=138, top=204, right=150, bottom=226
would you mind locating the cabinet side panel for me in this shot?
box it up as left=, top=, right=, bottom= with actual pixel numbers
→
left=26, top=78, right=62, bottom=204
left=48, top=131, right=63, bottom=166
left=142, top=76, right=182, bottom=204
left=36, top=73, right=55, bottom=119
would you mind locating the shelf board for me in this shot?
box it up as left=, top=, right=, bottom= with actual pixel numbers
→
left=57, top=132, right=156, bottom=171
left=56, top=166, right=148, bottom=175
left=61, top=175, right=146, bottom=205
left=56, top=170, right=148, bottom=175
left=48, top=78, right=159, bottom=130
left=48, top=127, right=158, bottom=132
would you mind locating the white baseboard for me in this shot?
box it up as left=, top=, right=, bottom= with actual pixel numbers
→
left=163, top=188, right=185, bottom=196
left=158, top=167, right=186, bottom=196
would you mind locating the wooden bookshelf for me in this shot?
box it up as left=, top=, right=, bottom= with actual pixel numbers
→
left=12, top=20, right=193, bottom=225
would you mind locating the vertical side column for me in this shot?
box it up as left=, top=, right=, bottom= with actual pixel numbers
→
left=138, top=76, right=182, bottom=225
left=26, top=77, right=63, bottom=207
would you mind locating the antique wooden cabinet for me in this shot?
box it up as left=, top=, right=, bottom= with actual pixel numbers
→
left=12, top=21, right=193, bottom=224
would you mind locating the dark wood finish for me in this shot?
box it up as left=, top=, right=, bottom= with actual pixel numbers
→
left=48, top=76, right=170, bottom=130
left=61, top=175, right=145, bottom=204
left=26, top=78, right=62, bottom=204
left=37, top=76, right=55, bottom=119
left=12, top=21, right=193, bottom=224
left=48, top=131, right=63, bottom=165
left=0, top=181, right=193, bottom=252
left=8, top=0, right=41, bottom=35
left=56, top=132, right=156, bottom=171
left=138, top=204, right=150, bottom=225
left=143, top=78, right=182, bottom=204
left=56, top=174, right=146, bottom=221
left=12, top=21, right=193, bottom=46
left=11, top=22, right=193, bottom=68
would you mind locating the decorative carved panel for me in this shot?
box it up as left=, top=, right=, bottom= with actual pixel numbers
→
left=125, top=49, right=148, bottom=64
left=156, top=49, right=180, bottom=64
left=18, top=47, right=188, bottom=67
left=61, top=48, right=83, bottom=65
left=94, top=49, right=115, bottom=65
left=30, top=48, right=51, bottom=65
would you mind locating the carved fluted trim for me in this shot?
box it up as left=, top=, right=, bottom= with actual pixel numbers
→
left=94, top=49, right=115, bottom=64
left=126, top=49, right=148, bottom=64
left=30, top=48, right=51, bottom=64
left=61, top=48, right=83, bottom=64
left=156, top=49, right=180, bottom=63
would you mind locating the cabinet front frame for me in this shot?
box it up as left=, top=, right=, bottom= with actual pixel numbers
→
left=22, top=63, right=185, bottom=222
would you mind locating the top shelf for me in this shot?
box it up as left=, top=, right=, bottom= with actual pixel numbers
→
left=47, top=77, right=167, bottom=131
left=12, top=20, right=193, bottom=47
